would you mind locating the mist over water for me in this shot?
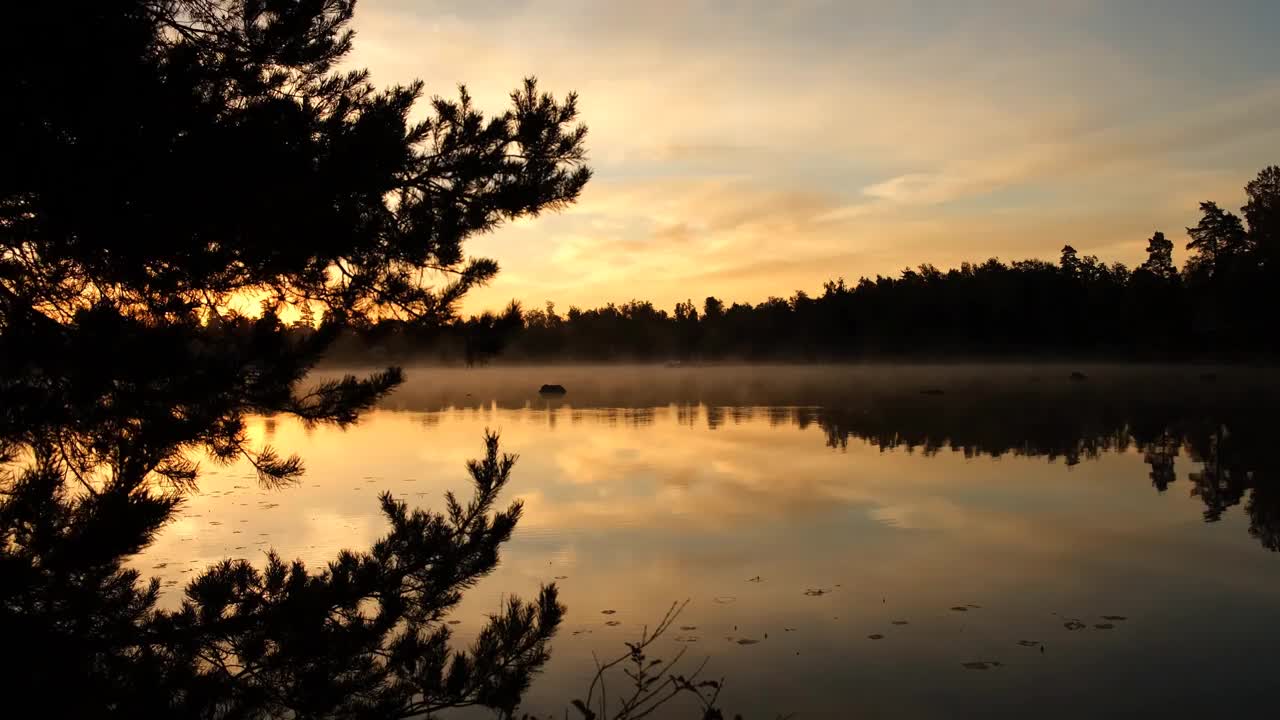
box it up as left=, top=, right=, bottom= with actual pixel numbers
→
left=139, top=365, right=1280, bottom=718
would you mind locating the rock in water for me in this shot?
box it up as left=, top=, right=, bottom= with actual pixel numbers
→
left=539, top=384, right=567, bottom=394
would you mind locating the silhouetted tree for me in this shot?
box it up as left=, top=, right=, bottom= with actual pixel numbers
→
left=1060, top=245, right=1082, bottom=276
left=3, top=432, right=564, bottom=718
left=1185, top=201, right=1249, bottom=281
left=673, top=299, right=701, bottom=360
left=464, top=301, right=527, bottom=366
left=2, top=0, right=590, bottom=715
left=1140, top=231, right=1177, bottom=279
left=1243, top=165, right=1280, bottom=272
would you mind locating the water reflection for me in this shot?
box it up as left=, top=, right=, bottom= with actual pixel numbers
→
left=136, top=365, right=1280, bottom=718
left=390, top=365, right=1280, bottom=552
left=816, top=406, right=1280, bottom=553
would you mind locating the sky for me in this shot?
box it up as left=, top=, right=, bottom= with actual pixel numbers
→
left=345, top=0, right=1280, bottom=314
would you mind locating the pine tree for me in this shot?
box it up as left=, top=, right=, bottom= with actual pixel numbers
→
left=1185, top=201, right=1249, bottom=280
left=1140, top=231, right=1176, bottom=279
left=1243, top=165, right=1280, bottom=272
left=1060, top=245, right=1082, bottom=276
left=1, top=1, right=590, bottom=715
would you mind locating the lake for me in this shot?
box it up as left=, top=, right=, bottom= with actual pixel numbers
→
left=135, top=364, right=1280, bottom=718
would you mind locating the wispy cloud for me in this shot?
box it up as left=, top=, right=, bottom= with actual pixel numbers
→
left=350, top=0, right=1280, bottom=312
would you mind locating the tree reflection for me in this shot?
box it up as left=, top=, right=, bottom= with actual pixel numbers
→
left=808, top=392, right=1280, bottom=553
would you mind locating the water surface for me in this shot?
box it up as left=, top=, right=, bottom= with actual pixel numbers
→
left=137, top=365, right=1280, bottom=718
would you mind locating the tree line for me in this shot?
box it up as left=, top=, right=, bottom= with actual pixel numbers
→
left=323, top=166, right=1280, bottom=364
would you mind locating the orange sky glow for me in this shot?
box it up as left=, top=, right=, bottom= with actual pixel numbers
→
left=345, top=1, right=1280, bottom=315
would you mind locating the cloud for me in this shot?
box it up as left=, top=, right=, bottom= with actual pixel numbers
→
left=862, top=173, right=973, bottom=205
left=346, top=0, right=1280, bottom=312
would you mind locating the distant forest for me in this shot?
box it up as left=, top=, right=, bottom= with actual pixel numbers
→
left=321, top=166, right=1280, bottom=363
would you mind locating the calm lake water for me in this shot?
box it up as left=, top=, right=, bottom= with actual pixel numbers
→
left=136, top=365, right=1280, bottom=718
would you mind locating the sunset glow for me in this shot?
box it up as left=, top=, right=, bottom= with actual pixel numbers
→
left=349, top=0, right=1280, bottom=313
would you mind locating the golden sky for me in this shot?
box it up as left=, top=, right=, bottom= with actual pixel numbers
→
left=346, top=1, right=1280, bottom=314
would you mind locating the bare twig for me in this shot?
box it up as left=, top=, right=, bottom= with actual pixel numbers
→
left=570, top=600, right=728, bottom=720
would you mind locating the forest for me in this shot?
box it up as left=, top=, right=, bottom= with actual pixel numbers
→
left=322, top=166, right=1280, bottom=364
